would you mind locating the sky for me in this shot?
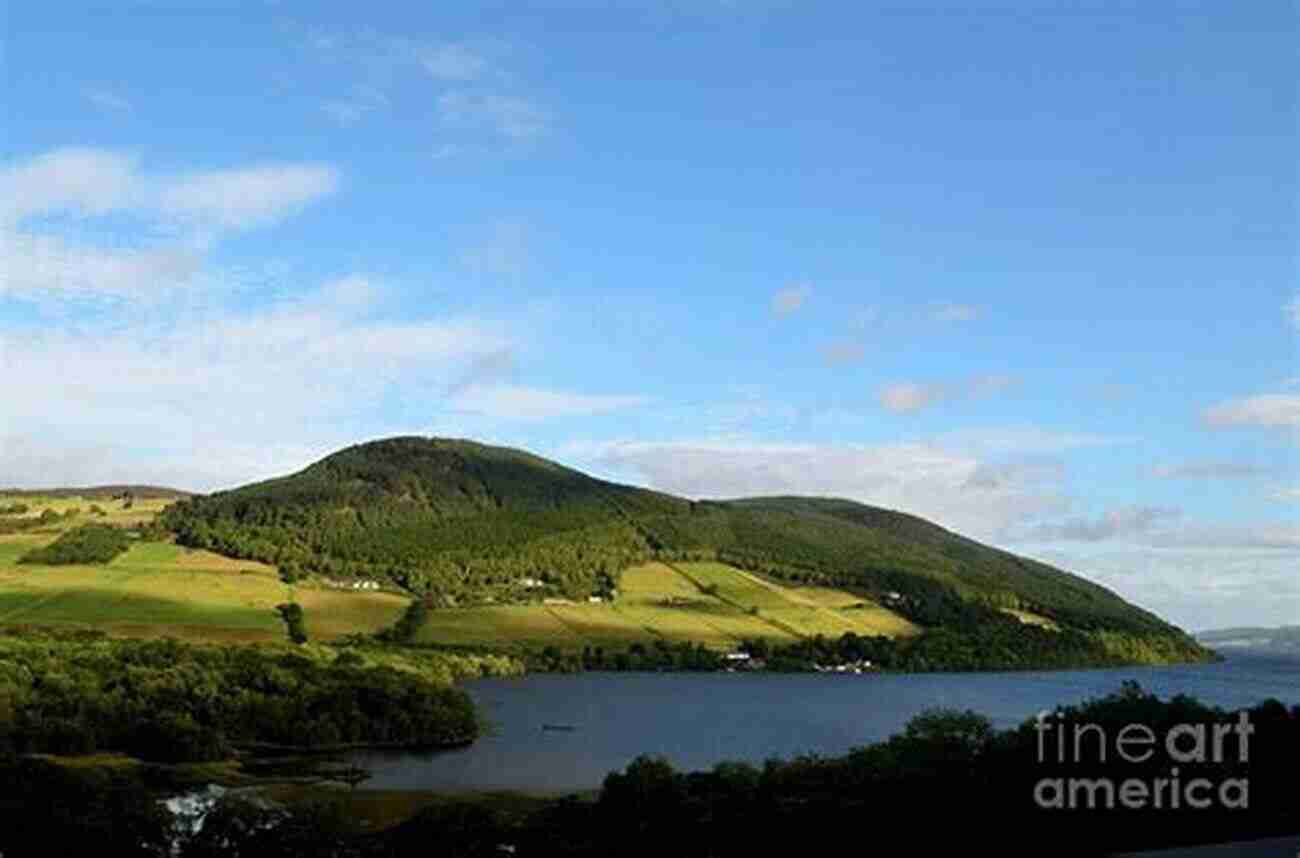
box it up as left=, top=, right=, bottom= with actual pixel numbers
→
left=2, top=0, right=1296, bottom=631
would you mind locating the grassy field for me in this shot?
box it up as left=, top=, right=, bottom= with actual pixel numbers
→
left=672, top=562, right=920, bottom=639
left=414, top=561, right=917, bottom=651
left=0, top=495, right=917, bottom=650
left=1002, top=608, right=1060, bottom=630
left=0, top=494, right=408, bottom=643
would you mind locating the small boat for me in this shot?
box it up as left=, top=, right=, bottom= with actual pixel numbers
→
left=541, top=723, right=577, bottom=732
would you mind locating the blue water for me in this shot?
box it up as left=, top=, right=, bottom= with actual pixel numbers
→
left=349, top=650, right=1299, bottom=793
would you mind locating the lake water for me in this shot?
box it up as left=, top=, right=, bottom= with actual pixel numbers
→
left=349, top=651, right=1299, bottom=793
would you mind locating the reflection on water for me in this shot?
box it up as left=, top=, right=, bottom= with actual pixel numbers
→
left=349, top=650, right=1298, bottom=793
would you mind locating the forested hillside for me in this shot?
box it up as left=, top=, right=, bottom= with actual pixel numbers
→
left=160, top=437, right=1205, bottom=658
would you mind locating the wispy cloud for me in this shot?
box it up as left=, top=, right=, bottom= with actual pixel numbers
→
left=1203, top=394, right=1300, bottom=429
left=437, top=91, right=550, bottom=141
left=879, top=374, right=1018, bottom=414
left=419, top=41, right=493, bottom=81
left=564, top=437, right=1071, bottom=542
left=1, top=276, right=514, bottom=489
left=157, top=163, right=339, bottom=230
left=449, top=385, right=647, bottom=420
left=934, top=425, right=1134, bottom=456
left=771, top=282, right=811, bottom=316
left=1, top=232, right=201, bottom=300
left=301, top=30, right=547, bottom=146
left=1020, top=505, right=1183, bottom=542
left=321, top=86, right=388, bottom=126
left=445, top=348, right=518, bottom=398
left=1, top=148, right=339, bottom=301
left=1, top=147, right=138, bottom=222
left=83, top=87, right=132, bottom=114
left=1286, top=295, right=1299, bottom=329
left=1147, top=461, right=1274, bottom=480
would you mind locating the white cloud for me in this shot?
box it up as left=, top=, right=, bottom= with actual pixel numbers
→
left=1038, top=546, right=1300, bottom=630
left=83, top=87, right=132, bottom=114
left=449, top=385, right=647, bottom=421
left=1, top=232, right=201, bottom=300
left=1, top=277, right=514, bottom=490
left=419, top=42, right=492, bottom=81
left=1, top=147, right=138, bottom=222
left=4, top=148, right=339, bottom=232
left=565, top=438, right=1071, bottom=541
left=879, top=382, right=946, bottom=414
left=1, top=149, right=340, bottom=301
left=157, top=164, right=339, bottom=230
left=0, top=435, right=351, bottom=495
left=317, top=274, right=380, bottom=309
left=1270, top=487, right=1300, bottom=502
left=321, top=86, right=388, bottom=126
left=438, top=92, right=550, bottom=141
left=1203, top=394, right=1300, bottom=429
left=771, top=283, right=811, bottom=316
left=879, top=374, right=1018, bottom=414
left=932, top=302, right=980, bottom=322
left=1286, top=295, right=1299, bottom=329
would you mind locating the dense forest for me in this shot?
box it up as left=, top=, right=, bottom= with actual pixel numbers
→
left=4, top=684, right=1295, bottom=856
left=159, top=437, right=1204, bottom=664
left=0, top=628, right=521, bottom=762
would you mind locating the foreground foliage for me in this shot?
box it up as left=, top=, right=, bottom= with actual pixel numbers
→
left=2, top=684, right=1294, bottom=857
left=0, top=629, right=521, bottom=762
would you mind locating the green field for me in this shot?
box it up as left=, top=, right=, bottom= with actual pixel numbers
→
left=0, top=495, right=917, bottom=650
left=0, top=494, right=408, bottom=643
left=414, top=561, right=917, bottom=651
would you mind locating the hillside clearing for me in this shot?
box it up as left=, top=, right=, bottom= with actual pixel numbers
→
left=412, top=561, right=917, bottom=651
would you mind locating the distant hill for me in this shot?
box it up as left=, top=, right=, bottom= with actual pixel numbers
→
left=0, top=485, right=192, bottom=500
left=1197, top=626, right=1300, bottom=654
left=160, top=436, right=1208, bottom=664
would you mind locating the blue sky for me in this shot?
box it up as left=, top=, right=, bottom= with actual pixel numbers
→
left=2, top=0, right=1296, bottom=629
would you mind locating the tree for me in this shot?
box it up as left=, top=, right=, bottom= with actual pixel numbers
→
left=275, top=602, right=308, bottom=644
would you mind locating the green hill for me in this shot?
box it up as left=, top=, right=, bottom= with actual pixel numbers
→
left=160, top=436, right=1209, bottom=665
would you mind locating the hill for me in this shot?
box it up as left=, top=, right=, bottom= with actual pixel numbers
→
left=159, top=436, right=1209, bottom=665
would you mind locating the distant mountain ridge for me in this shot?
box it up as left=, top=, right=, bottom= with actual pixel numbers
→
left=159, top=436, right=1209, bottom=664
left=1197, top=626, right=1300, bottom=654
left=0, top=485, right=192, bottom=500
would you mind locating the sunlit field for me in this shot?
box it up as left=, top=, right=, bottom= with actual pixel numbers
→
left=0, top=494, right=407, bottom=643
left=414, top=561, right=917, bottom=651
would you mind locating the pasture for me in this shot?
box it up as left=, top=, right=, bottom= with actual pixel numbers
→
left=414, top=561, right=917, bottom=651
left=0, top=494, right=408, bottom=643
